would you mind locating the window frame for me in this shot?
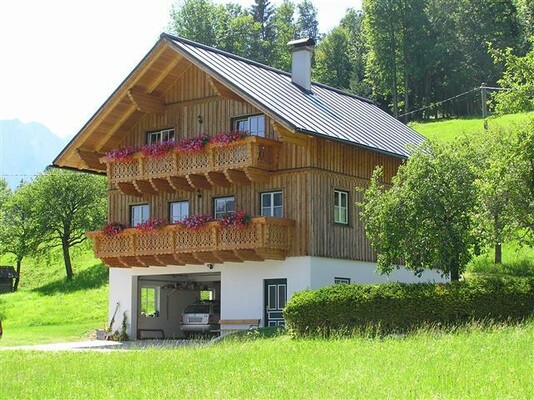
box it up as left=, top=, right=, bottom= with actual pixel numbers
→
left=130, top=204, right=150, bottom=227
left=146, top=128, right=175, bottom=144
left=334, top=190, right=349, bottom=225
left=169, top=200, right=189, bottom=224
left=140, top=286, right=160, bottom=318
left=260, top=190, right=283, bottom=217
left=213, top=196, right=236, bottom=220
left=232, top=114, right=266, bottom=137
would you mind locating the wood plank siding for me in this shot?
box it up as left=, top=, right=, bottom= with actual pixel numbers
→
left=103, top=62, right=403, bottom=264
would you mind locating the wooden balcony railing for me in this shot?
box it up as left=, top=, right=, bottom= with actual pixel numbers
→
left=87, top=217, right=294, bottom=268
left=102, top=136, right=282, bottom=196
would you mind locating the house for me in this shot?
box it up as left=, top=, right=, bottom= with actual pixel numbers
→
left=54, top=33, right=444, bottom=339
left=0, top=266, right=18, bottom=293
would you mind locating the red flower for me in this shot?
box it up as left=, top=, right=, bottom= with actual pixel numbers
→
left=102, top=222, right=128, bottom=237
left=210, top=131, right=248, bottom=147
left=104, top=146, right=138, bottom=163
left=140, top=140, right=177, bottom=158
left=218, top=210, right=251, bottom=229
left=135, top=218, right=167, bottom=232
left=177, top=215, right=213, bottom=230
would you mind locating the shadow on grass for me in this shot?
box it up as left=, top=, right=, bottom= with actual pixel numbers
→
left=34, top=263, right=108, bottom=295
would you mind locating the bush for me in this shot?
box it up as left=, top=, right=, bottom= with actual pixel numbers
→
left=284, top=277, right=534, bottom=336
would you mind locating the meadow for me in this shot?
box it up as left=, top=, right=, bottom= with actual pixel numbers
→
left=0, top=322, right=532, bottom=399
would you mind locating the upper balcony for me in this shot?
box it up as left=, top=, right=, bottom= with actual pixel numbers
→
left=102, top=136, right=282, bottom=196
left=87, top=217, right=294, bottom=268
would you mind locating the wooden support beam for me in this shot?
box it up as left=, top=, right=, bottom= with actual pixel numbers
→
left=155, top=254, right=185, bottom=266
left=127, top=86, right=165, bottom=115
left=224, top=169, right=251, bottom=185
left=168, top=176, right=195, bottom=192
left=272, top=121, right=309, bottom=146
left=205, top=171, right=231, bottom=187
left=146, top=55, right=184, bottom=93
left=233, top=249, right=264, bottom=261
left=136, top=255, right=166, bottom=266
left=77, top=148, right=105, bottom=171
left=175, top=253, right=204, bottom=265
left=256, top=249, right=287, bottom=260
left=244, top=167, right=270, bottom=183
left=151, top=178, right=174, bottom=193
left=101, top=257, right=128, bottom=268
left=133, top=180, right=158, bottom=195
left=214, top=250, right=243, bottom=263
left=95, top=104, right=138, bottom=152
left=191, top=251, right=222, bottom=264
left=117, top=182, right=142, bottom=197
left=119, top=256, right=146, bottom=267
left=187, top=174, right=212, bottom=190
left=208, top=76, right=246, bottom=102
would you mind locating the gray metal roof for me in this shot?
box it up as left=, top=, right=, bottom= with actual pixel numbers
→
left=163, top=33, right=424, bottom=159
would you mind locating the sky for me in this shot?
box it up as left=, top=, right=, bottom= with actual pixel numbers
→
left=0, top=0, right=362, bottom=139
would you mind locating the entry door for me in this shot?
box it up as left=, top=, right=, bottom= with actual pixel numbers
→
left=264, top=279, right=287, bottom=327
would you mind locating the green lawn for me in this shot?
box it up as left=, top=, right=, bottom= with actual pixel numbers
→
left=0, top=322, right=531, bottom=399
left=0, top=245, right=108, bottom=346
left=410, top=111, right=534, bottom=141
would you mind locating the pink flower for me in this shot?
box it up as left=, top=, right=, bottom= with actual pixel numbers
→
left=105, top=146, right=138, bottom=163
left=175, top=135, right=210, bottom=154
left=210, top=131, right=248, bottom=147
left=218, top=210, right=251, bottom=229
left=140, top=140, right=177, bottom=158
left=177, top=215, right=213, bottom=230
left=135, top=218, right=167, bottom=232
left=102, top=222, right=128, bottom=237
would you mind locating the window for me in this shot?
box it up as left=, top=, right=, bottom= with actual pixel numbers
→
left=261, top=191, right=283, bottom=217
left=214, top=196, right=235, bottom=219
left=147, top=128, right=175, bottom=144
left=334, top=190, right=348, bottom=225
left=140, top=287, right=159, bottom=318
left=334, top=277, right=351, bottom=284
left=233, top=114, right=265, bottom=137
left=131, top=204, right=150, bottom=227
left=169, top=201, right=189, bottom=223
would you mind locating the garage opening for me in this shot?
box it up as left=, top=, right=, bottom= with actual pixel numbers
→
left=136, top=272, right=221, bottom=339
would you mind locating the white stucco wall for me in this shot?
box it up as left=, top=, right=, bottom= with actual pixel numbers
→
left=221, top=257, right=312, bottom=326
left=309, top=256, right=448, bottom=288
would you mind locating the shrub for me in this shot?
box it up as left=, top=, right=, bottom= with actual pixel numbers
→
left=284, top=277, right=534, bottom=336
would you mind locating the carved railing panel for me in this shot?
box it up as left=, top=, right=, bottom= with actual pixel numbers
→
left=103, top=136, right=281, bottom=191
left=87, top=217, right=294, bottom=267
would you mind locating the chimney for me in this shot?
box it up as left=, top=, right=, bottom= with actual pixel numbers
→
left=287, top=37, right=316, bottom=92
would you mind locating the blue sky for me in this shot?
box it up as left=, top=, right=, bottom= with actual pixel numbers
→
left=0, top=0, right=361, bottom=138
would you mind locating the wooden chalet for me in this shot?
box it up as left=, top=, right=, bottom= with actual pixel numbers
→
left=54, top=34, right=441, bottom=339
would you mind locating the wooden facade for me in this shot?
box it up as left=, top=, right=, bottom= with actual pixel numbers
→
left=56, top=41, right=405, bottom=268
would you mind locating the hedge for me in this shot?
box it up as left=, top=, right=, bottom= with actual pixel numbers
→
left=283, top=277, right=534, bottom=336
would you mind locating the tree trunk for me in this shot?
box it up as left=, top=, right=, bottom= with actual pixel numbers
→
left=62, top=239, right=74, bottom=280
left=495, top=242, right=502, bottom=264
left=13, top=258, right=22, bottom=292
left=450, top=263, right=460, bottom=281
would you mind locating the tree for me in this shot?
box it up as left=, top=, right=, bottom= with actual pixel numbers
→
left=314, top=26, right=353, bottom=89
left=296, top=0, right=319, bottom=42
left=359, top=141, right=477, bottom=281
left=271, top=0, right=297, bottom=71
left=0, top=183, right=41, bottom=291
left=490, top=40, right=534, bottom=114
left=250, top=0, right=276, bottom=63
left=31, top=169, right=107, bottom=280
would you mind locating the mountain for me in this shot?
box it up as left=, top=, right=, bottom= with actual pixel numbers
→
left=0, top=119, right=68, bottom=189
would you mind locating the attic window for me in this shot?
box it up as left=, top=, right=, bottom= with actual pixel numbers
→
left=233, top=114, right=265, bottom=137
left=147, top=128, right=175, bottom=144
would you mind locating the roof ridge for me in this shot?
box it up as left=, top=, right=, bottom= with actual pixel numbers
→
left=160, top=32, right=373, bottom=105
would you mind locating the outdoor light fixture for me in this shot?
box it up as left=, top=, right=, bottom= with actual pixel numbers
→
left=207, top=263, right=214, bottom=270
left=197, top=115, right=203, bottom=124
left=196, top=189, right=202, bottom=199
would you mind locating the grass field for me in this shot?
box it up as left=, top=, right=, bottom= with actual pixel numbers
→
left=0, top=322, right=532, bottom=399
left=0, top=244, right=108, bottom=346
left=409, top=111, right=534, bottom=140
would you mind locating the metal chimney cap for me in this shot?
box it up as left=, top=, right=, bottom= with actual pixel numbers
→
left=287, top=37, right=316, bottom=48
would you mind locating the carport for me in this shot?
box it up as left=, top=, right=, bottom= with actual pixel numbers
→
left=136, top=272, right=221, bottom=339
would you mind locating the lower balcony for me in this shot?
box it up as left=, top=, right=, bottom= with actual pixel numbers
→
left=87, top=217, right=295, bottom=268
